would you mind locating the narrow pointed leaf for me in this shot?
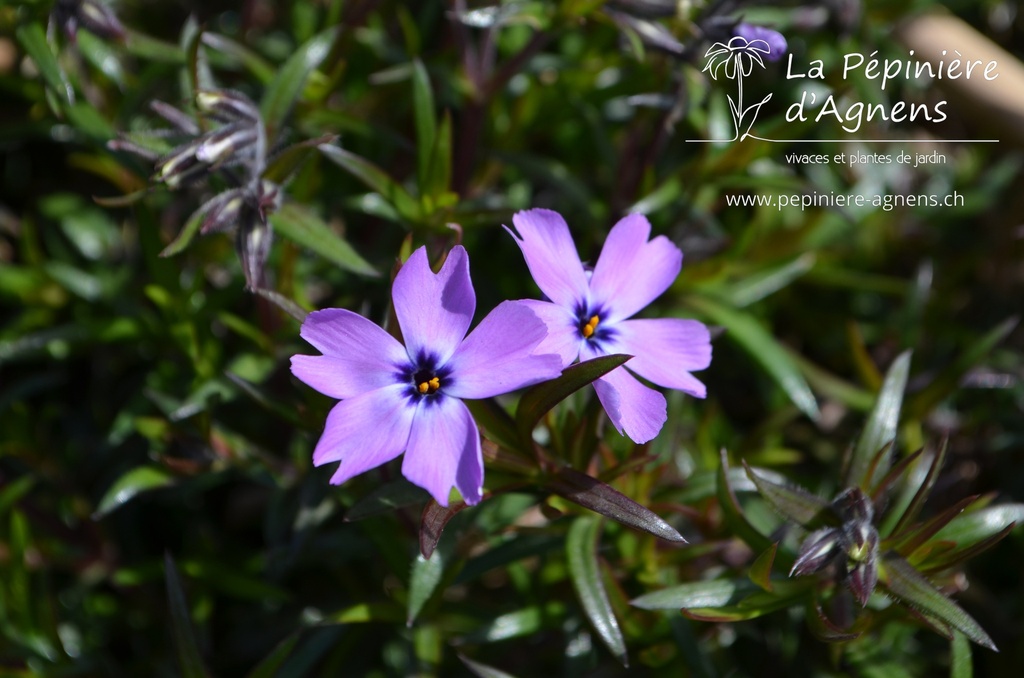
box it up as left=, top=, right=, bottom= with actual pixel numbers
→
left=516, top=354, right=631, bottom=445
left=885, top=439, right=948, bottom=537
left=890, top=496, right=977, bottom=557
left=420, top=500, right=468, bottom=560
left=919, top=524, right=1015, bottom=573
left=932, top=504, right=1024, bottom=544
left=743, top=461, right=831, bottom=526
left=717, top=451, right=772, bottom=553
left=880, top=555, right=996, bottom=651
left=846, top=350, right=912, bottom=490
left=93, top=189, right=150, bottom=207
left=951, top=630, right=973, bottom=678
left=164, top=554, right=209, bottom=678
left=160, top=208, right=205, bottom=257
left=94, top=466, right=175, bottom=518
left=749, top=543, right=778, bottom=591
left=252, top=287, right=309, bottom=323
left=320, top=145, right=421, bottom=221
left=548, top=466, right=684, bottom=543
left=411, top=58, right=437, bottom=192
left=263, top=135, right=337, bottom=184
left=722, top=253, right=816, bottom=308
left=269, top=203, right=377, bottom=277
left=688, top=295, right=819, bottom=420
left=260, top=27, right=338, bottom=136
left=423, top=111, right=453, bottom=200
left=17, top=23, right=74, bottom=106
left=407, top=550, right=446, bottom=625
left=566, top=516, right=628, bottom=667
left=631, top=579, right=754, bottom=610
left=458, top=655, right=519, bottom=678
left=872, top=446, right=925, bottom=523
left=807, top=602, right=861, bottom=642
left=246, top=632, right=300, bottom=678
left=907, top=317, right=1018, bottom=419
left=684, top=586, right=806, bottom=622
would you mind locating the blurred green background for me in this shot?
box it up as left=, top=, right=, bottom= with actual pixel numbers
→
left=2, top=0, right=1024, bottom=675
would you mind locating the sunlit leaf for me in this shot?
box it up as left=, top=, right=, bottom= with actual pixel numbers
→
left=688, top=295, right=820, bottom=421
left=566, top=516, right=628, bottom=667
left=749, top=543, right=778, bottom=592
left=846, top=350, right=911, bottom=490
left=94, top=466, right=175, bottom=518
left=16, top=23, right=74, bottom=106
left=743, top=461, right=831, bottom=527
left=260, top=27, right=339, bottom=137
left=548, top=467, right=685, bottom=543
left=269, top=203, right=377, bottom=277
left=879, top=554, right=996, bottom=651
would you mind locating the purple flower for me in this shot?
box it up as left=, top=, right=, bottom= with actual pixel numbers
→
left=290, top=246, right=562, bottom=506
left=505, top=209, right=711, bottom=443
left=733, top=23, right=788, bottom=63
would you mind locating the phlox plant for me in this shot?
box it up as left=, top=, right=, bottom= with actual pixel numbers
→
left=2, top=1, right=1023, bottom=677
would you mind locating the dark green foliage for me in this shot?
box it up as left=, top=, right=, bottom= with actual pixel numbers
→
left=2, top=1, right=1024, bottom=676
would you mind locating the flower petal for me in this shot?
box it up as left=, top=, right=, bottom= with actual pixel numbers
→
left=518, top=299, right=583, bottom=368
left=402, top=396, right=483, bottom=506
left=393, top=245, right=475, bottom=366
left=582, top=343, right=667, bottom=444
left=292, top=309, right=408, bottom=399
left=444, top=301, right=565, bottom=399
left=589, top=214, right=682, bottom=322
left=506, top=209, right=589, bottom=309
left=612, top=318, right=711, bottom=397
left=312, top=385, right=416, bottom=485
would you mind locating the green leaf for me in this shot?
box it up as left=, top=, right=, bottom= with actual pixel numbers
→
left=566, top=516, right=628, bottom=667
left=631, top=579, right=755, bottom=610
left=456, top=602, right=565, bottom=644
left=515, top=354, right=631, bottom=445
left=464, top=398, right=522, bottom=454
left=0, top=476, right=35, bottom=517
left=411, top=58, right=438, bottom=193
left=407, top=551, right=447, bottom=626
left=743, top=461, right=831, bottom=527
left=879, top=554, right=996, bottom=651
left=159, top=208, right=204, bottom=258
left=883, top=440, right=948, bottom=538
left=688, top=295, right=820, bottom=421
left=252, top=288, right=310, bottom=323
left=320, top=145, right=421, bottom=222
left=246, top=632, right=300, bottom=678
left=94, top=466, right=175, bottom=518
left=269, top=203, right=377, bottom=277
left=683, top=584, right=808, bottom=622
left=423, top=111, right=453, bottom=201
left=749, top=543, right=778, bottom=592
left=201, top=33, right=276, bottom=84
left=322, top=603, right=404, bottom=625
left=932, top=504, right=1024, bottom=545
left=458, top=655, right=519, bottom=678
left=260, top=27, right=338, bottom=137
left=906, top=317, right=1018, bottom=419
left=721, top=254, right=817, bottom=308
left=263, top=135, right=337, bottom=185
left=16, top=23, right=74, bottom=106
left=951, top=630, right=973, bottom=678
left=164, top=554, right=210, bottom=678
left=846, top=350, right=912, bottom=490
left=548, top=467, right=685, bottom=543
left=716, top=451, right=773, bottom=554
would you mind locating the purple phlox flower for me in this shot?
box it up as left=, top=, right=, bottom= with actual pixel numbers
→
left=704, top=24, right=787, bottom=79
left=733, top=23, right=788, bottom=63
left=290, top=246, right=563, bottom=506
left=505, top=209, right=712, bottom=444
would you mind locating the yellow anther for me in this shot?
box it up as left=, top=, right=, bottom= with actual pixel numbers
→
left=418, top=382, right=430, bottom=394
left=428, top=377, right=440, bottom=390
left=582, top=324, right=594, bottom=338
left=589, top=315, right=599, bottom=326
left=582, top=315, right=600, bottom=339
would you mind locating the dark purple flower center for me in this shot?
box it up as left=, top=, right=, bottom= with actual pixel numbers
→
left=400, top=350, right=453, bottom=399
left=575, top=303, right=616, bottom=345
